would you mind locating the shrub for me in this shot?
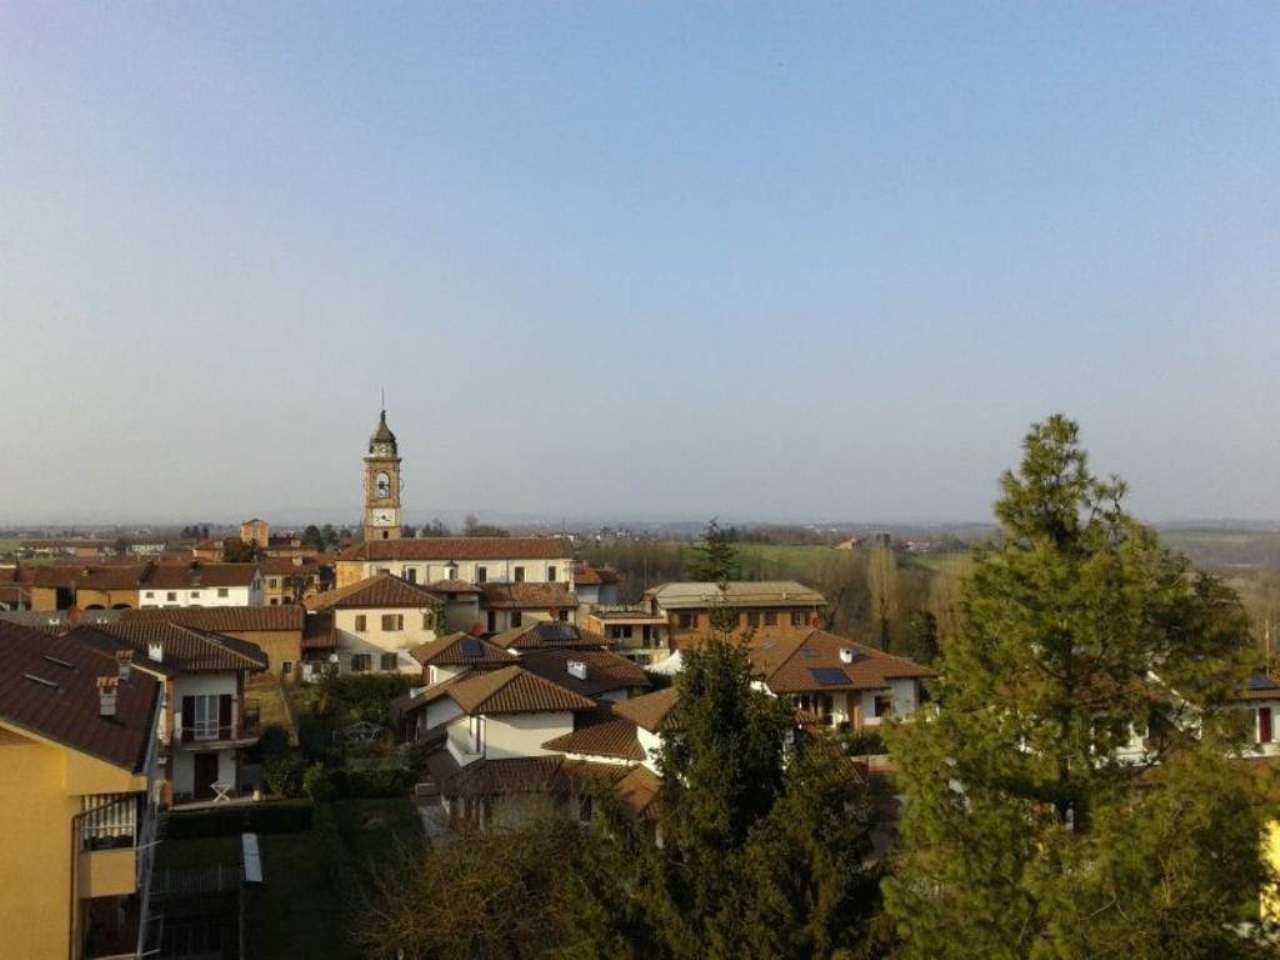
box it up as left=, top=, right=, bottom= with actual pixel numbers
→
left=331, top=765, right=414, bottom=799
left=265, top=755, right=306, bottom=798
left=304, top=762, right=333, bottom=802
left=253, top=725, right=291, bottom=764
left=164, top=799, right=314, bottom=838
left=841, top=728, right=887, bottom=757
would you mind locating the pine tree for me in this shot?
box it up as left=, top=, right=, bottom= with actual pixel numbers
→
left=883, top=415, right=1275, bottom=960
left=688, top=518, right=740, bottom=583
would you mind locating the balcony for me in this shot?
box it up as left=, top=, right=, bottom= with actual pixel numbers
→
left=78, top=792, right=158, bottom=900
left=177, top=698, right=261, bottom=747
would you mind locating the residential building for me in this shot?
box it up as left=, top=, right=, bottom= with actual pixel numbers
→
left=305, top=573, right=444, bottom=675
left=240, top=518, right=270, bottom=550
left=0, top=564, right=33, bottom=611
left=644, top=580, right=827, bottom=648
left=70, top=620, right=268, bottom=802
left=409, top=632, right=517, bottom=688
left=583, top=606, right=671, bottom=665
left=137, top=563, right=264, bottom=608
left=517, top=648, right=651, bottom=703
left=740, top=628, right=931, bottom=729
left=259, top=555, right=331, bottom=606
left=480, top=581, right=578, bottom=632
left=109, top=605, right=306, bottom=681
left=1238, top=673, right=1280, bottom=757
left=572, top=562, right=620, bottom=613
left=487, top=620, right=611, bottom=656
left=0, top=622, right=163, bottom=960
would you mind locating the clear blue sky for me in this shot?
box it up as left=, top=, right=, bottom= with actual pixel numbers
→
left=1, top=4, right=1277, bottom=526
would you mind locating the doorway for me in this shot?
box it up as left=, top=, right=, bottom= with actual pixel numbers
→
left=193, top=752, right=219, bottom=801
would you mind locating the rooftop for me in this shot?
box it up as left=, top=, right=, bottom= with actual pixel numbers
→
left=646, top=580, right=826, bottom=610
left=338, top=536, right=571, bottom=563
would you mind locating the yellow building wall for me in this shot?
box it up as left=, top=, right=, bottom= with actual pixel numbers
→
left=1263, top=820, right=1280, bottom=922
left=0, top=726, right=144, bottom=960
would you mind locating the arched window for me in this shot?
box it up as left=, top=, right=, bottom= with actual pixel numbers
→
left=375, top=472, right=390, bottom=499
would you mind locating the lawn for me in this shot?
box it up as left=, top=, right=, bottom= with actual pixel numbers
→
left=335, top=797, right=424, bottom=875
left=246, top=674, right=297, bottom=745
left=729, top=543, right=831, bottom=579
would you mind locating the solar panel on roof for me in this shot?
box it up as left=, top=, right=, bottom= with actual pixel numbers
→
left=1247, top=673, right=1280, bottom=691
left=809, top=667, right=850, bottom=686
left=459, top=638, right=483, bottom=658
left=540, top=622, right=578, bottom=642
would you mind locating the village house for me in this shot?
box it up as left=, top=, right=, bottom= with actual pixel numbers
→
left=644, top=580, right=827, bottom=649
left=0, top=622, right=163, bottom=960
left=137, top=563, right=263, bottom=609
left=305, top=572, right=445, bottom=676
left=572, top=562, right=620, bottom=615
left=259, top=555, right=332, bottom=606
left=69, top=620, right=268, bottom=803
left=583, top=606, right=671, bottom=665
left=479, top=580, right=579, bottom=631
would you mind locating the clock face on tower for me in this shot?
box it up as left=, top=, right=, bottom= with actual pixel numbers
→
left=370, top=510, right=397, bottom=527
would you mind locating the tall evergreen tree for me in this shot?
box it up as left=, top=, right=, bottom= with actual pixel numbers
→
left=688, top=518, right=741, bottom=583
left=884, top=415, right=1274, bottom=960
left=574, top=627, right=886, bottom=959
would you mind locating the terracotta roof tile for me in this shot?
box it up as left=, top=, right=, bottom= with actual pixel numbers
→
left=746, top=628, right=932, bottom=693
left=543, top=712, right=646, bottom=762
left=518, top=648, right=651, bottom=699
left=409, top=633, right=516, bottom=668
left=305, top=573, right=438, bottom=611
left=71, top=622, right=269, bottom=674
left=425, top=579, right=484, bottom=595
left=488, top=621, right=610, bottom=651
left=303, top=611, right=337, bottom=650
left=612, top=686, right=679, bottom=732
left=573, top=564, right=619, bottom=587
left=120, top=605, right=304, bottom=633
left=0, top=621, right=160, bottom=771
left=480, top=582, right=577, bottom=610
left=447, top=665, right=597, bottom=715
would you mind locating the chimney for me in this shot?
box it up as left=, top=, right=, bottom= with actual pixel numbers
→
left=148, top=641, right=163, bottom=663
left=97, top=676, right=119, bottom=718
left=839, top=647, right=856, bottom=664
left=567, top=659, right=588, bottom=681
left=115, top=649, right=133, bottom=681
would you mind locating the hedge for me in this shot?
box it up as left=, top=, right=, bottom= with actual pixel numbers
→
left=164, top=798, right=314, bottom=839
left=330, top=765, right=414, bottom=799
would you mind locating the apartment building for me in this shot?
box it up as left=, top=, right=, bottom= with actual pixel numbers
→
left=0, top=622, right=163, bottom=960
left=643, top=580, right=827, bottom=649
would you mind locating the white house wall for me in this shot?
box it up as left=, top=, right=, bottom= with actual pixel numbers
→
left=483, top=712, right=574, bottom=761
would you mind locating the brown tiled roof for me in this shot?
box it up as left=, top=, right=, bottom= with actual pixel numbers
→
left=1236, top=674, right=1280, bottom=702
left=543, top=711, right=646, bottom=761
left=612, top=686, right=679, bottom=732
left=745, top=628, right=931, bottom=694
left=446, top=665, right=597, bottom=715
left=614, top=764, right=660, bottom=819
left=425, top=579, right=483, bottom=595
left=339, top=537, right=571, bottom=563
left=257, top=557, right=326, bottom=576
left=121, top=605, right=304, bottom=633
left=303, top=611, right=337, bottom=650
left=72, top=622, right=269, bottom=674
left=573, top=564, right=619, bottom=587
left=305, top=573, right=437, bottom=611
left=479, top=582, right=578, bottom=610
left=488, top=621, right=611, bottom=652
left=428, top=751, right=632, bottom=802
left=518, top=648, right=651, bottom=699
left=0, top=621, right=160, bottom=771
left=646, top=580, right=827, bottom=610
left=409, top=633, right=516, bottom=668
left=141, top=563, right=260, bottom=589
left=33, top=564, right=150, bottom=590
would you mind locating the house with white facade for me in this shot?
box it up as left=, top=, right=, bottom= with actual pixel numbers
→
left=305, top=572, right=445, bottom=675
left=137, top=563, right=264, bottom=608
left=69, top=620, right=268, bottom=803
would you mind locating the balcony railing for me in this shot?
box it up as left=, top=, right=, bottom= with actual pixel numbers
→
left=81, top=793, right=143, bottom=851
left=177, top=699, right=261, bottom=744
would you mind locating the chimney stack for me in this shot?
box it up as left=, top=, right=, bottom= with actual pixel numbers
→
left=839, top=647, right=856, bottom=664
left=115, top=649, right=133, bottom=681
left=567, top=659, right=588, bottom=681
left=148, top=641, right=163, bottom=663
left=97, top=676, right=119, bottom=718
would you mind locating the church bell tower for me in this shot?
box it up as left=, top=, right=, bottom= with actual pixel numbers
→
left=363, top=408, right=403, bottom=542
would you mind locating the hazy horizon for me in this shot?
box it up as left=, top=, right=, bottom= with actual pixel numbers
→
left=3, top=5, right=1278, bottom=527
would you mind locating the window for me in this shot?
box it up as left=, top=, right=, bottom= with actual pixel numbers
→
left=268, top=578, right=279, bottom=588
left=282, top=661, right=293, bottom=675
left=380, top=653, right=399, bottom=671
left=354, top=615, right=367, bottom=632
left=548, top=565, right=557, bottom=582
left=351, top=654, right=371, bottom=673
left=183, top=694, right=227, bottom=740
left=477, top=566, right=487, bottom=584
left=381, top=614, right=404, bottom=631
left=873, top=695, right=893, bottom=718
left=1260, top=707, right=1273, bottom=744
left=423, top=612, right=433, bottom=630
left=558, top=610, right=569, bottom=622
left=609, top=625, right=634, bottom=641
left=487, top=611, right=497, bottom=632
left=406, top=568, right=418, bottom=584
left=764, top=611, right=778, bottom=626
left=746, top=611, right=761, bottom=628
left=167, top=592, right=177, bottom=602
left=145, top=591, right=154, bottom=599
left=678, top=612, right=696, bottom=629
left=190, top=591, right=201, bottom=599
left=514, top=567, right=525, bottom=583
left=511, top=611, right=523, bottom=627
left=217, top=588, right=229, bottom=598
left=270, top=598, right=279, bottom=606
left=791, top=610, right=805, bottom=627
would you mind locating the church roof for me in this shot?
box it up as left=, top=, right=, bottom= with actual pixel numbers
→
left=369, top=409, right=397, bottom=451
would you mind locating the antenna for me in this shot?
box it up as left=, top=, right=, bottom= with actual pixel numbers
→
left=380, top=386, right=386, bottom=412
